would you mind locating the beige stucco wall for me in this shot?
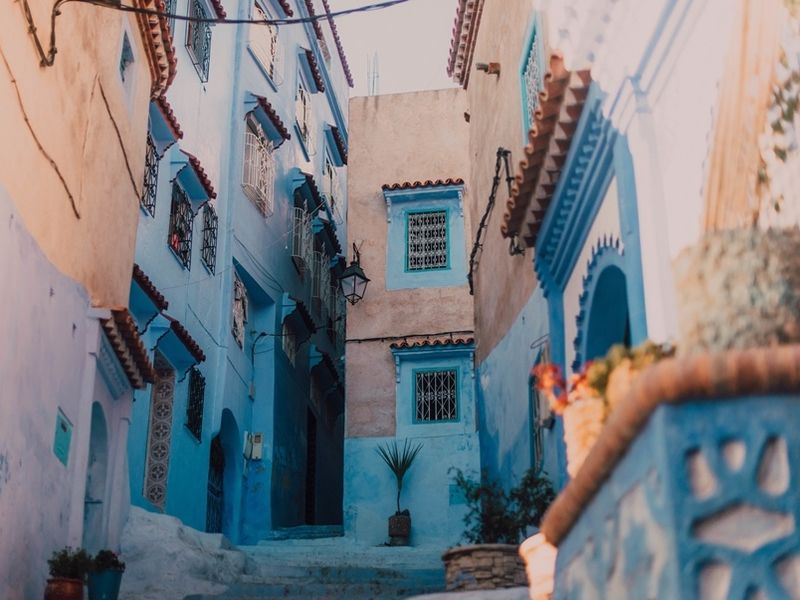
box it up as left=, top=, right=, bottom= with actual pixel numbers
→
left=0, top=3, right=151, bottom=306
left=465, top=1, right=545, bottom=364
left=346, top=89, right=474, bottom=437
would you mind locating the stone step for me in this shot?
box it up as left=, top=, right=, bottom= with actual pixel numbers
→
left=260, top=524, right=344, bottom=541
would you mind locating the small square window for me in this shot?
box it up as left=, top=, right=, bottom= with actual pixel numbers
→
left=167, top=183, right=193, bottom=269
left=407, top=210, right=448, bottom=271
left=415, top=369, right=457, bottom=422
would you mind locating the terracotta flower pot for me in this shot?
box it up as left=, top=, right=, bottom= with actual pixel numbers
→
left=562, top=396, right=606, bottom=478
left=44, top=578, right=84, bottom=600
left=674, top=228, right=800, bottom=355
left=388, top=513, right=411, bottom=546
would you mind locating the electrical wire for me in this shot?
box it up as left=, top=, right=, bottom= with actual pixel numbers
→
left=345, top=330, right=475, bottom=344
left=24, top=0, right=412, bottom=67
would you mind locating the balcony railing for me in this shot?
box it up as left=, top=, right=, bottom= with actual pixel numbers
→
left=242, top=128, right=275, bottom=217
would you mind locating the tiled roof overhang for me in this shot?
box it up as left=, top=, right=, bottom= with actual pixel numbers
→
left=277, top=0, right=294, bottom=16
left=501, top=54, right=591, bottom=246
left=134, top=0, right=178, bottom=98
left=382, top=178, right=464, bottom=191
left=303, top=49, right=326, bottom=92
left=303, top=0, right=325, bottom=41
left=178, top=150, right=218, bottom=199
left=132, top=264, right=169, bottom=311
left=153, top=95, right=184, bottom=141
left=390, top=337, right=475, bottom=350
left=330, top=125, right=348, bottom=164
left=164, top=315, right=207, bottom=362
left=210, top=0, right=227, bottom=19
left=320, top=0, right=355, bottom=87
left=301, top=172, right=324, bottom=209
left=541, top=344, right=800, bottom=547
left=446, top=0, right=485, bottom=88
left=100, top=308, right=157, bottom=388
left=251, top=95, right=292, bottom=144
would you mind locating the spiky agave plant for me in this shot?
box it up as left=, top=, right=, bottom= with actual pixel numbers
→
left=376, top=439, right=423, bottom=514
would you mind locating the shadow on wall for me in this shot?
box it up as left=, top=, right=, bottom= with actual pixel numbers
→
left=83, top=402, right=109, bottom=554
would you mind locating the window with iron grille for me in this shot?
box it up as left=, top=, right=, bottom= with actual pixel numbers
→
left=232, top=272, right=248, bottom=348
left=291, top=206, right=313, bottom=274
left=168, top=182, right=193, bottom=269
left=529, top=345, right=552, bottom=473
left=414, top=369, right=458, bottom=422
left=250, top=3, right=279, bottom=80
left=242, top=118, right=276, bottom=216
left=521, top=26, right=544, bottom=134
left=186, top=0, right=212, bottom=82
left=141, top=133, right=159, bottom=216
left=323, top=154, right=338, bottom=211
left=201, top=204, right=218, bottom=273
left=186, top=367, right=205, bottom=440
left=295, top=81, right=312, bottom=147
left=282, top=320, right=297, bottom=366
left=406, top=210, right=448, bottom=271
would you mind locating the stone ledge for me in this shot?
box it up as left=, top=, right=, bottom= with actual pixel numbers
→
left=541, top=343, right=800, bottom=546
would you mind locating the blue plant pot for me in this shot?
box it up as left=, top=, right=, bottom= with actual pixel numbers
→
left=87, top=570, right=124, bottom=600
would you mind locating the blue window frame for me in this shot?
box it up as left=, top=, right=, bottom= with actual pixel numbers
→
left=405, top=209, right=450, bottom=272
left=519, top=15, right=545, bottom=141
left=412, top=367, right=459, bottom=423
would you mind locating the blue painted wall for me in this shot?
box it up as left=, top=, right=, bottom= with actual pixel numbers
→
left=476, top=289, right=564, bottom=491
left=127, top=0, right=350, bottom=544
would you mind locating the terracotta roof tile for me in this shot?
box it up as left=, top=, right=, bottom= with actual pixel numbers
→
left=165, top=316, right=206, bottom=362
left=303, top=0, right=325, bottom=41
left=179, top=150, right=217, bottom=199
left=277, top=0, right=293, bottom=16
left=304, top=49, right=326, bottom=92
left=101, top=308, right=157, bottom=388
left=132, top=264, right=169, bottom=311
left=134, top=0, right=178, bottom=97
left=501, top=54, right=591, bottom=246
left=320, top=218, right=343, bottom=255
left=303, top=172, right=323, bottom=207
left=382, top=178, right=464, bottom=192
left=154, top=95, right=184, bottom=140
left=320, top=0, right=354, bottom=87
left=390, top=337, right=474, bottom=350
left=209, top=0, right=226, bottom=19
left=313, top=350, right=341, bottom=382
left=330, top=125, right=347, bottom=164
left=446, top=0, right=485, bottom=87
left=253, top=95, right=292, bottom=141
left=541, top=344, right=800, bottom=547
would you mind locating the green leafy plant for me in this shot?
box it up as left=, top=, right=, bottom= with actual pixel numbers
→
left=450, top=467, right=555, bottom=545
left=91, top=550, right=125, bottom=572
left=376, top=439, right=423, bottom=514
left=47, top=546, right=91, bottom=580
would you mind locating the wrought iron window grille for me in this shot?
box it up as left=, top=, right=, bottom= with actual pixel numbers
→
left=415, top=369, right=458, bottom=422
left=522, top=30, right=544, bottom=132
left=250, top=3, right=279, bottom=80
left=186, top=367, right=205, bottom=440
left=167, top=182, right=193, bottom=269
left=291, top=206, right=313, bottom=275
left=186, top=0, right=212, bottom=82
left=295, top=81, right=313, bottom=149
left=407, top=210, right=448, bottom=271
left=242, top=120, right=276, bottom=217
left=312, top=250, right=332, bottom=319
left=141, top=133, right=159, bottom=216
left=282, top=320, right=297, bottom=366
left=165, top=0, right=177, bottom=36
left=201, top=204, right=218, bottom=274
left=323, top=155, right=339, bottom=212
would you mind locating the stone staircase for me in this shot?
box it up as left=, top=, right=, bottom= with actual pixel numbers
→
left=185, top=535, right=446, bottom=599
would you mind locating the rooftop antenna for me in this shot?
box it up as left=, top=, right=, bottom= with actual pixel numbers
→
left=367, top=52, right=380, bottom=96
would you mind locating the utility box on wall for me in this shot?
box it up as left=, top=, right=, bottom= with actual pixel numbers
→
left=243, top=431, right=264, bottom=460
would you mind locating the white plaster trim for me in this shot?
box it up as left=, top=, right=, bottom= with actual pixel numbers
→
left=96, top=332, right=132, bottom=400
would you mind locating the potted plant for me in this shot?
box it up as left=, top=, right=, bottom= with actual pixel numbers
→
left=44, top=546, right=90, bottom=600
left=442, top=468, right=555, bottom=591
left=88, top=550, right=126, bottom=600
left=533, top=340, right=673, bottom=477
left=376, top=438, right=423, bottom=546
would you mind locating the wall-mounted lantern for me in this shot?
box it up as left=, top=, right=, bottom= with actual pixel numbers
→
left=339, top=243, right=370, bottom=305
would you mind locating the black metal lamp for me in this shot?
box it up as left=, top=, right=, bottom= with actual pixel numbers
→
left=339, top=243, right=370, bottom=305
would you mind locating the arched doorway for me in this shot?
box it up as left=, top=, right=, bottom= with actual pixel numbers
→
left=585, top=264, right=631, bottom=361
left=208, top=409, right=240, bottom=541
left=83, top=402, right=109, bottom=552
